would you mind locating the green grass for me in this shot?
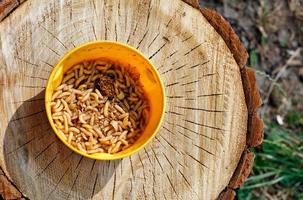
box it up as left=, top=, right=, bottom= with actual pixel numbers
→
left=249, top=49, right=259, bottom=68
left=237, top=117, right=303, bottom=199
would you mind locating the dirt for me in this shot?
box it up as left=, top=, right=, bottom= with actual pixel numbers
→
left=200, top=0, right=303, bottom=121
left=95, top=75, right=115, bottom=99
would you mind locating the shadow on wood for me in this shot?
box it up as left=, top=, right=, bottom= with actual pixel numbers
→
left=3, top=90, right=120, bottom=199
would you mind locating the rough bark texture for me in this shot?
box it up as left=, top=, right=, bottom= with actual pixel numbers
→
left=0, top=0, right=19, bottom=21
left=0, top=0, right=263, bottom=199
left=228, top=151, right=254, bottom=189
left=199, top=7, right=263, bottom=199
left=0, top=167, right=22, bottom=199
left=217, top=188, right=236, bottom=200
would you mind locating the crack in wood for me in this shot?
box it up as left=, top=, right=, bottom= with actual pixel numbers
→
left=198, top=93, right=223, bottom=97
left=107, top=160, right=111, bottom=171
left=184, top=43, right=202, bottom=56
left=166, top=96, right=184, bottom=99
left=119, top=160, right=123, bottom=176
left=136, top=29, right=149, bottom=49
left=178, top=169, right=199, bottom=198
left=129, top=156, right=135, bottom=178
left=162, top=125, right=175, bottom=135
left=91, top=0, right=97, bottom=17
left=128, top=178, right=133, bottom=197
left=166, top=18, right=172, bottom=27
left=115, top=23, right=118, bottom=41
left=34, top=139, right=56, bottom=160
left=165, top=82, right=179, bottom=87
left=10, top=97, right=44, bottom=104
left=166, top=50, right=178, bottom=59
left=39, top=24, right=68, bottom=50
left=150, top=147, right=164, bottom=172
left=182, top=35, right=193, bottom=42
left=46, top=166, right=70, bottom=200
left=185, top=90, right=195, bottom=93
left=75, top=156, right=83, bottom=171
left=14, top=56, right=38, bottom=67
left=166, top=174, right=178, bottom=198
left=178, top=170, right=191, bottom=187
left=173, top=123, right=214, bottom=140
left=127, top=21, right=138, bottom=43
left=33, top=127, right=52, bottom=142
left=66, top=171, right=80, bottom=200
left=11, top=85, right=46, bottom=89
left=35, top=152, right=59, bottom=177
left=162, top=153, right=174, bottom=169
left=159, top=135, right=180, bottom=154
left=42, top=42, right=61, bottom=56
left=177, top=160, right=187, bottom=169
left=117, top=0, right=121, bottom=18
left=91, top=22, right=98, bottom=40
left=193, top=144, right=215, bottom=156
left=171, top=60, right=179, bottom=65
left=143, top=148, right=152, bottom=164
left=165, top=111, right=183, bottom=116
left=190, top=60, right=210, bottom=69
left=154, top=136, right=166, bottom=149
left=40, top=60, right=54, bottom=69
left=160, top=68, right=173, bottom=75
left=186, top=153, right=208, bottom=169
left=179, top=75, right=189, bottom=80
left=103, top=1, right=108, bottom=40
left=145, top=0, right=152, bottom=28
left=111, top=170, right=116, bottom=200
left=174, top=63, right=187, bottom=71
left=148, top=32, right=160, bottom=48
left=89, top=160, right=97, bottom=175
left=6, top=136, right=37, bottom=155
left=149, top=42, right=167, bottom=60
left=198, top=73, right=217, bottom=79
left=176, top=106, right=224, bottom=113
left=142, top=185, right=147, bottom=200
left=24, top=75, right=48, bottom=81
left=138, top=153, right=147, bottom=182
left=180, top=80, right=199, bottom=86
left=11, top=109, right=45, bottom=122
left=62, top=151, right=74, bottom=164
left=152, top=175, right=157, bottom=200
left=177, top=130, right=193, bottom=141
left=185, top=119, right=225, bottom=131
left=11, top=120, right=48, bottom=136
left=90, top=173, right=98, bottom=200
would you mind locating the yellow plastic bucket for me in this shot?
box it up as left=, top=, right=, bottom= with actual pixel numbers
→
left=45, top=41, right=166, bottom=160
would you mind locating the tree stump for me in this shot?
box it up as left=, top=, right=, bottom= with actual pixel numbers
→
left=0, top=0, right=263, bottom=199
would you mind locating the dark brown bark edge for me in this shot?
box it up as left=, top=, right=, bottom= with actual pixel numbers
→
left=198, top=6, right=264, bottom=200
left=0, top=0, right=19, bottom=21
left=180, top=1, right=264, bottom=199
left=0, top=167, right=29, bottom=199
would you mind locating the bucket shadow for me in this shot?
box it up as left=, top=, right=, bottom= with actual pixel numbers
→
left=3, top=90, right=120, bottom=200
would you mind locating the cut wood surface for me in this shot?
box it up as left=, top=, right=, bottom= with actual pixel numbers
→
left=0, top=0, right=263, bottom=199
